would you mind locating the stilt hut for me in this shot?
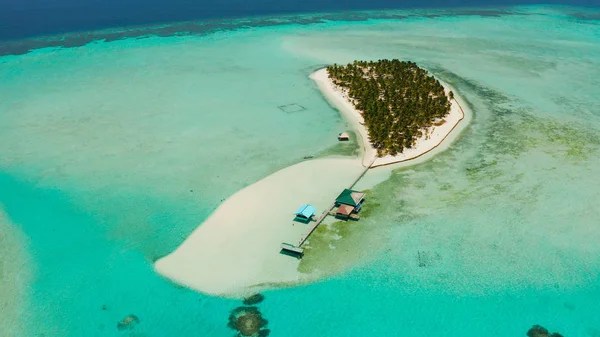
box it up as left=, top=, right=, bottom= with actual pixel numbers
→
left=294, top=204, right=316, bottom=223
left=338, top=132, right=350, bottom=141
left=335, top=204, right=354, bottom=220
left=334, top=189, right=365, bottom=220
left=335, top=189, right=365, bottom=207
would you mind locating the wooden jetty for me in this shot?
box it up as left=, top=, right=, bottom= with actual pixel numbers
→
left=280, top=242, right=304, bottom=256
left=297, top=200, right=335, bottom=247
left=280, top=157, right=375, bottom=256
left=295, top=158, right=375, bottom=248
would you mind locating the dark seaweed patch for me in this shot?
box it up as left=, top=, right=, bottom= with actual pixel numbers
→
left=242, top=293, right=265, bottom=306
left=314, top=67, right=597, bottom=259
left=568, top=11, right=600, bottom=21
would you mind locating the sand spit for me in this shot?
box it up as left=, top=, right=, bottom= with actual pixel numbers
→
left=155, top=158, right=364, bottom=297
left=155, top=68, right=469, bottom=297
left=310, top=68, right=466, bottom=168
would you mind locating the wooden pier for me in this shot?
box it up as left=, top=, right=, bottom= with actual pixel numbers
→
left=295, top=158, right=375, bottom=247
left=280, top=242, right=304, bottom=255
left=297, top=200, right=336, bottom=246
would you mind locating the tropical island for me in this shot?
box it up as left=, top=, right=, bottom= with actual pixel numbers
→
left=154, top=60, right=469, bottom=297
left=312, top=59, right=465, bottom=168
left=327, top=60, right=453, bottom=157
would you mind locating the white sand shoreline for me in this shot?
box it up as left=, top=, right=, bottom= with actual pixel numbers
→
left=310, top=68, right=466, bottom=168
left=155, top=158, right=365, bottom=297
left=154, top=67, right=471, bottom=297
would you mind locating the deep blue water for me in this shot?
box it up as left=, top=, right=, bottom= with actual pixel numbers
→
left=0, top=0, right=598, bottom=41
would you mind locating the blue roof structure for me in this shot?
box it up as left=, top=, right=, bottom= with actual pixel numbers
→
left=294, top=204, right=316, bottom=219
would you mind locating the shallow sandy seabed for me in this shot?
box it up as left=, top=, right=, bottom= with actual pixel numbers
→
left=0, top=209, right=30, bottom=337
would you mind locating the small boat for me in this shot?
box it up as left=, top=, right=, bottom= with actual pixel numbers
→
left=303, top=155, right=314, bottom=159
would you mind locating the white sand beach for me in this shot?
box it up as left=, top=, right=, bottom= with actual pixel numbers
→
left=155, top=68, right=469, bottom=297
left=310, top=68, right=466, bottom=168
left=155, top=158, right=364, bottom=297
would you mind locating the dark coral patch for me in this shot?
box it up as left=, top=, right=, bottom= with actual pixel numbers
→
left=526, top=324, right=564, bottom=337
left=228, top=306, right=269, bottom=337
left=242, top=293, right=265, bottom=306
left=117, top=314, right=140, bottom=331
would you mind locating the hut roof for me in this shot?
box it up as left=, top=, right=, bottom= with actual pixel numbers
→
left=335, top=189, right=365, bottom=206
left=336, top=204, right=354, bottom=216
left=294, top=204, right=316, bottom=219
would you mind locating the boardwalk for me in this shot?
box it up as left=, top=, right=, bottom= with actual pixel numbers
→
left=296, top=158, right=375, bottom=247
left=297, top=200, right=336, bottom=246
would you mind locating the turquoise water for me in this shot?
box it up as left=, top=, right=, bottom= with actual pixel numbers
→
left=1, top=5, right=599, bottom=336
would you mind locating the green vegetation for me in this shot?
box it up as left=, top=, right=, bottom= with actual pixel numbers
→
left=327, top=60, right=452, bottom=156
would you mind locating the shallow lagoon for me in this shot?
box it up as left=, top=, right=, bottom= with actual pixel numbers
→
left=0, top=5, right=599, bottom=336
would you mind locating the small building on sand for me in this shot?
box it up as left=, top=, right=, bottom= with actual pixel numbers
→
left=338, top=132, right=349, bottom=141
left=335, top=189, right=365, bottom=207
left=335, top=204, right=355, bottom=220
left=294, top=204, right=316, bottom=223
left=334, top=189, right=365, bottom=220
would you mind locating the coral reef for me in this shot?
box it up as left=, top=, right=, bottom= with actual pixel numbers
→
left=242, top=293, right=265, bottom=306
left=117, top=314, right=140, bottom=331
left=227, top=306, right=269, bottom=337
left=527, top=324, right=564, bottom=337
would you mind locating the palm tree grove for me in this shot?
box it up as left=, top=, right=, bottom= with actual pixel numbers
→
left=327, top=59, right=453, bottom=156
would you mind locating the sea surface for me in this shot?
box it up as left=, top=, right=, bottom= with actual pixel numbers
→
left=1, top=0, right=596, bottom=40
left=1, top=4, right=600, bottom=337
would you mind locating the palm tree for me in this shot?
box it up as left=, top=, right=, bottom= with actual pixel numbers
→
left=327, top=59, right=452, bottom=156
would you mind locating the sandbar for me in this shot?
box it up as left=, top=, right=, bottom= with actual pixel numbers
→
left=155, top=158, right=364, bottom=296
